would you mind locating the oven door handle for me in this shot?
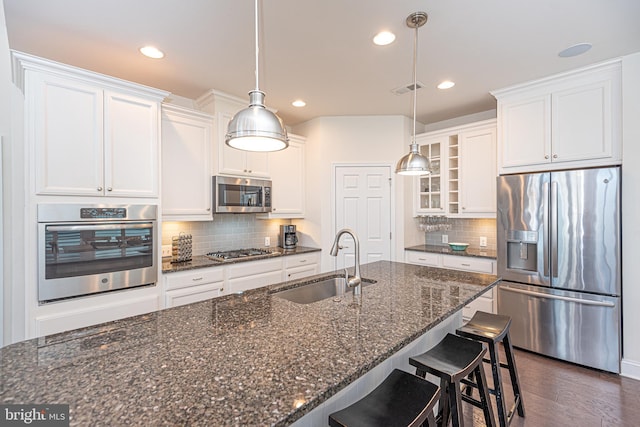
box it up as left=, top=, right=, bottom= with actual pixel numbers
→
left=46, top=223, right=153, bottom=232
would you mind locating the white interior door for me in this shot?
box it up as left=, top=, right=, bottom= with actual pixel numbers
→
left=334, top=165, right=392, bottom=270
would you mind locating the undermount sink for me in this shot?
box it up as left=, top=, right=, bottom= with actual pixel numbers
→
left=273, top=276, right=376, bottom=304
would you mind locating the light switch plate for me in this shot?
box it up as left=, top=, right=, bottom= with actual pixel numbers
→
left=442, top=234, right=448, bottom=244
left=264, top=236, right=271, bottom=247
left=480, top=236, right=487, bottom=247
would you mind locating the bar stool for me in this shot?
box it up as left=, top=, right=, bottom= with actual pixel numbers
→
left=456, top=310, right=525, bottom=427
left=409, top=333, right=496, bottom=427
left=328, top=369, right=440, bottom=427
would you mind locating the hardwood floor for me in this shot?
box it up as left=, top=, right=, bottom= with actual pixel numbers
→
left=459, top=347, right=640, bottom=427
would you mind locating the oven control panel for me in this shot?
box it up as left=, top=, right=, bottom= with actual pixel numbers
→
left=80, top=207, right=127, bottom=219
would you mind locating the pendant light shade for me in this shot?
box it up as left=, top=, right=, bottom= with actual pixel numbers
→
left=225, top=0, right=289, bottom=152
left=396, top=12, right=430, bottom=176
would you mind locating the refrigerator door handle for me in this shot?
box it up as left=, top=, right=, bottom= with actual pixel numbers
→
left=500, top=285, right=616, bottom=307
left=550, top=181, right=558, bottom=279
left=542, top=182, right=550, bottom=278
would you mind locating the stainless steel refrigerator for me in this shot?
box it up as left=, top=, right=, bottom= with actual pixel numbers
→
left=497, top=166, right=621, bottom=373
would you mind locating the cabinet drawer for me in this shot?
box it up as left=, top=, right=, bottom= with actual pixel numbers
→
left=285, top=264, right=319, bottom=281
left=405, top=250, right=440, bottom=267
left=165, top=267, right=224, bottom=291
left=462, top=297, right=494, bottom=320
left=442, top=255, right=494, bottom=274
left=228, top=270, right=283, bottom=293
left=165, top=282, right=223, bottom=308
left=227, top=258, right=283, bottom=279
left=284, top=253, right=320, bottom=269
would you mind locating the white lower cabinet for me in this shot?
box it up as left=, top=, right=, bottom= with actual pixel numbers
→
left=227, top=258, right=284, bottom=293
left=162, top=252, right=321, bottom=306
left=283, top=252, right=320, bottom=281
left=404, top=250, right=496, bottom=320
left=164, top=267, right=225, bottom=308
left=34, top=292, right=160, bottom=337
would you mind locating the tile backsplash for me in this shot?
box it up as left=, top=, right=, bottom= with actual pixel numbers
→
left=422, top=218, right=497, bottom=251
left=162, top=215, right=291, bottom=255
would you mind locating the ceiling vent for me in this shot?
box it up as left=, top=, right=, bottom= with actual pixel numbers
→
left=392, top=81, right=425, bottom=95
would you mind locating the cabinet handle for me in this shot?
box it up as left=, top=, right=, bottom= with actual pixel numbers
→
left=248, top=170, right=252, bottom=173
left=553, top=154, right=558, bottom=159
left=192, top=277, right=204, bottom=281
left=545, top=155, right=549, bottom=159
left=244, top=169, right=247, bottom=173
left=107, top=187, right=113, bottom=192
left=97, top=186, right=103, bottom=192
left=207, top=208, right=211, bottom=211
left=462, top=207, right=466, bottom=210
left=461, top=263, right=471, bottom=267
left=299, top=260, right=307, bottom=263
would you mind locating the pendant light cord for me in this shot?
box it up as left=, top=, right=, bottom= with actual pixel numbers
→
left=254, top=0, right=260, bottom=91
left=411, top=19, right=418, bottom=148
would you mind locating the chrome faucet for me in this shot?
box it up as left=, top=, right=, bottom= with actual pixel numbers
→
left=330, top=228, right=362, bottom=295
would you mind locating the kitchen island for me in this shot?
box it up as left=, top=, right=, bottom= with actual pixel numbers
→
left=0, top=261, right=499, bottom=426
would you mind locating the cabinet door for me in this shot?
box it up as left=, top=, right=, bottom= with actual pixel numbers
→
left=414, top=135, right=446, bottom=215
left=216, top=112, right=270, bottom=178
left=161, top=106, right=213, bottom=221
left=268, top=136, right=305, bottom=217
left=552, top=80, right=613, bottom=163
left=32, top=72, right=104, bottom=195
left=104, top=91, right=160, bottom=197
left=499, top=94, right=551, bottom=168
left=165, top=282, right=223, bottom=308
left=458, top=126, right=497, bottom=216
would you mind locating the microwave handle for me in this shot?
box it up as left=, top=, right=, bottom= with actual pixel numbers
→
left=46, top=223, right=153, bottom=232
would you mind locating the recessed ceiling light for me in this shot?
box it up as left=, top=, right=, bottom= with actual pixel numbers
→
left=373, top=31, right=396, bottom=46
left=292, top=100, right=306, bottom=107
left=437, top=80, right=455, bottom=90
left=140, top=46, right=164, bottom=59
left=558, top=43, right=592, bottom=58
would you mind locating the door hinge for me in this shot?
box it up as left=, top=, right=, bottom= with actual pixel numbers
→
left=390, top=231, right=392, bottom=240
left=388, top=177, right=392, bottom=186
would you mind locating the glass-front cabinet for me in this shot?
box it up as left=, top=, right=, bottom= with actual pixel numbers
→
left=413, top=119, right=497, bottom=218
left=414, top=135, right=446, bottom=214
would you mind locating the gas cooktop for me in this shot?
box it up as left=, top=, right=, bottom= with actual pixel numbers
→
left=206, top=248, right=281, bottom=262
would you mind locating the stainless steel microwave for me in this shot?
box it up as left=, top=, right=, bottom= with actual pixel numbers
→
left=213, top=176, right=272, bottom=213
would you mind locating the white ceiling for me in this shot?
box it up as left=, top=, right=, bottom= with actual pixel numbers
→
left=4, top=0, right=640, bottom=126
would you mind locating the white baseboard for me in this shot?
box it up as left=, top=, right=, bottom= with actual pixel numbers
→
left=621, top=358, right=640, bottom=380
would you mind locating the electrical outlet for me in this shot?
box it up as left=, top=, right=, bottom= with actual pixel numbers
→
left=161, top=245, right=172, bottom=257
left=479, top=236, right=487, bottom=247
left=264, top=236, right=271, bottom=247
left=442, top=234, right=448, bottom=244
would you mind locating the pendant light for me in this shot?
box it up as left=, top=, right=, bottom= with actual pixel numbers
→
left=225, top=0, right=289, bottom=152
left=395, top=12, right=430, bottom=175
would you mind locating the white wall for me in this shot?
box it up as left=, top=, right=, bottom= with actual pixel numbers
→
left=293, top=115, right=414, bottom=272
left=621, top=52, right=640, bottom=379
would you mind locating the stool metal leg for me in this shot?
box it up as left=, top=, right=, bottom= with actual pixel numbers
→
left=438, top=378, right=451, bottom=427
left=487, top=341, right=508, bottom=427
left=503, top=333, right=525, bottom=417
left=449, top=379, right=464, bottom=427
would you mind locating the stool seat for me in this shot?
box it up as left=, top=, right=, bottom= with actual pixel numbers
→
left=410, top=333, right=496, bottom=427
left=456, top=311, right=525, bottom=427
left=328, top=369, right=440, bottom=427
left=456, top=310, right=511, bottom=342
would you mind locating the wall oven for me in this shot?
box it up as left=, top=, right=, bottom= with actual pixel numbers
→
left=213, top=176, right=272, bottom=213
left=37, top=204, right=158, bottom=303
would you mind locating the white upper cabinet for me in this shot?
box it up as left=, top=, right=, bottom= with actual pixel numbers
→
left=414, top=119, right=497, bottom=218
left=493, top=59, right=621, bottom=174
left=161, top=104, right=214, bottom=221
left=257, top=134, right=306, bottom=219
left=457, top=124, right=497, bottom=216
left=414, top=134, right=446, bottom=215
left=14, top=51, right=168, bottom=198
left=216, top=111, right=270, bottom=178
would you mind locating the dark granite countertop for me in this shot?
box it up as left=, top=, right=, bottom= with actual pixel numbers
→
left=0, top=261, right=499, bottom=426
left=162, top=246, right=322, bottom=273
left=405, top=244, right=497, bottom=260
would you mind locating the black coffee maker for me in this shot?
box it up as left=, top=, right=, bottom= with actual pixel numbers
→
left=279, top=225, right=298, bottom=249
